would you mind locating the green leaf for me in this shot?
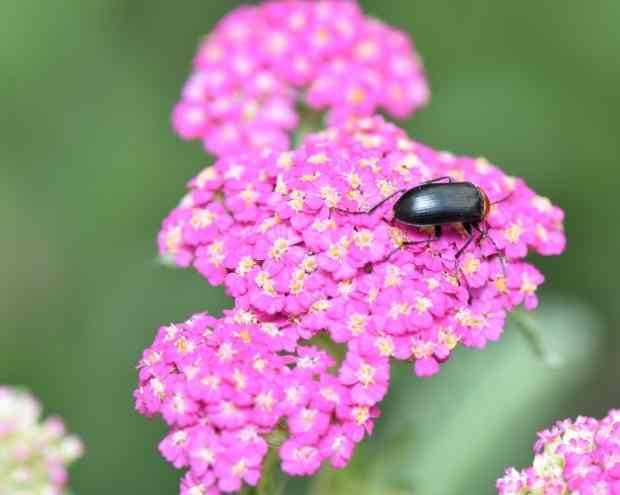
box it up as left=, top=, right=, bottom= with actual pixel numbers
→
left=310, top=297, right=603, bottom=495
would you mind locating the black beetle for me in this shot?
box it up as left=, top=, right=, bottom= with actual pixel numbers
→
left=392, top=176, right=490, bottom=258
left=341, top=176, right=501, bottom=260
left=393, top=179, right=489, bottom=228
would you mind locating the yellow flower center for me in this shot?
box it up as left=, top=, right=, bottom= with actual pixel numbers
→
left=415, top=297, right=432, bottom=313
left=461, top=254, right=481, bottom=275
left=357, top=363, right=376, bottom=387
left=320, top=387, right=339, bottom=403
left=411, top=340, right=433, bottom=359
left=225, top=164, right=244, bottom=180
left=289, top=269, right=307, bottom=294
left=231, top=458, right=247, bottom=477
left=195, top=167, right=218, bottom=187
left=327, top=238, right=349, bottom=261
left=494, top=276, right=508, bottom=293
left=217, top=342, right=237, bottom=362
left=172, top=394, right=186, bottom=413
left=236, top=256, right=255, bottom=275
left=277, top=152, right=293, bottom=170
left=389, top=302, right=411, bottom=319
left=455, top=310, right=486, bottom=329
left=347, top=87, right=367, bottom=105
left=532, top=195, right=552, bottom=212
left=375, top=336, right=395, bottom=357
left=536, top=224, right=549, bottom=241
left=239, top=185, right=258, bottom=204
left=301, top=256, right=318, bottom=272
left=268, top=238, right=290, bottom=260
left=353, top=229, right=374, bottom=248
left=505, top=222, right=523, bottom=244
left=294, top=446, right=317, bottom=461
left=348, top=314, right=367, bottom=336
left=345, top=172, right=362, bottom=189
left=521, top=274, right=537, bottom=295
left=320, top=185, right=340, bottom=207
left=259, top=215, right=280, bottom=233
left=338, top=280, right=355, bottom=296
left=236, top=329, right=252, bottom=344
left=255, top=271, right=276, bottom=295
left=352, top=406, right=370, bottom=425
left=233, top=310, right=257, bottom=324
left=165, top=226, right=182, bottom=254
left=201, top=375, right=220, bottom=389
left=175, top=336, right=194, bottom=354
left=196, top=447, right=215, bottom=465
left=207, top=241, right=225, bottom=266
left=354, top=40, right=378, bottom=60
left=256, top=391, right=275, bottom=411
left=301, top=408, right=318, bottom=430
left=439, top=328, right=460, bottom=350
left=310, top=299, right=331, bottom=312
left=308, top=152, right=329, bottom=164
left=289, top=190, right=305, bottom=212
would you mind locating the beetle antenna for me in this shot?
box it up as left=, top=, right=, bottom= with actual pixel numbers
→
left=333, top=189, right=405, bottom=216
left=490, top=190, right=514, bottom=205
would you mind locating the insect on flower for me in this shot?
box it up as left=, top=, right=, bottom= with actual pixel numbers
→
left=337, top=176, right=511, bottom=270
left=157, top=116, right=565, bottom=376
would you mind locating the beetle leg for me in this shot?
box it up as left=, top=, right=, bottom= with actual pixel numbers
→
left=472, top=223, right=508, bottom=277
left=452, top=226, right=474, bottom=286
left=454, top=224, right=476, bottom=259
left=383, top=231, right=441, bottom=261
left=401, top=237, right=442, bottom=249
left=447, top=224, right=476, bottom=298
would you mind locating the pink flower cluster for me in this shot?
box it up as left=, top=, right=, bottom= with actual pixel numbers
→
left=173, top=0, right=429, bottom=156
left=135, top=309, right=388, bottom=493
left=0, top=386, right=83, bottom=494
left=158, top=116, right=565, bottom=377
left=497, top=410, right=620, bottom=494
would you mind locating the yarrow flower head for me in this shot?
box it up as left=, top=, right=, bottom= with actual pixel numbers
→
left=135, top=308, right=387, bottom=493
left=0, top=386, right=83, bottom=495
left=497, top=410, right=620, bottom=494
left=158, top=116, right=565, bottom=377
left=173, top=0, right=429, bottom=156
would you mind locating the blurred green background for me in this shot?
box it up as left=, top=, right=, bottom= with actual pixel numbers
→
left=1, top=1, right=618, bottom=494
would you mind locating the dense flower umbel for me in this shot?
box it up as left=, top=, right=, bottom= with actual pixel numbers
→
left=0, top=387, right=82, bottom=495
left=158, top=116, right=565, bottom=377
left=135, top=309, right=387, bottom=493
left=497, top=410, right=620, bottom=494
left=173, top=0, right=429, bottom=156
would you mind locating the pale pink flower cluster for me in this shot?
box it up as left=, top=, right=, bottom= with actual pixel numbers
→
left=497, top=410, right=620, bottom=494
left=135, top=309, right=387, bottom=493
left=0, top=386, right=83, bottom=495
left=173, top=0, right=429, bottom=156
left=158, top=116, right=565, bottom=377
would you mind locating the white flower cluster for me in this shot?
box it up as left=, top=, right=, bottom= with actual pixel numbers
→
left=0, top=386, right=82, bottom=495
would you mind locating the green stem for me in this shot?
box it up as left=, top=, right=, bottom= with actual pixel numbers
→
left=244, top=428, right=289, bottom=495
left=306, top=332, right=347, bottom=366
left=292, top=104, right=326, bottom=147
left=510, top=309, right=563, bottom=369
left=258, top=447, right=288, bottom=495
